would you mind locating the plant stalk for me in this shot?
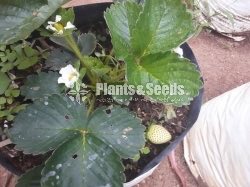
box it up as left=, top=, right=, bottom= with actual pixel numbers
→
left=64, top=34, right=96, bottom=85
left=87, top=96, right=96, bottom=116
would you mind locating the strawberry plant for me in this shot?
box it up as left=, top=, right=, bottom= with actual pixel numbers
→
left=0, top=0, right=203, bottom=186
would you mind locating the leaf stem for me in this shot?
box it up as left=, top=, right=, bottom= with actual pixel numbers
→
left=87, top=96, right=96, bottom=116
left=64, top=34, right=96, bottom=85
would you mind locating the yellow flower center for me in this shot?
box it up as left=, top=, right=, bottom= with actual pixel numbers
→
left=54, top=23, right=64, bottom=32
left=67, top=72, right=78, bottom=81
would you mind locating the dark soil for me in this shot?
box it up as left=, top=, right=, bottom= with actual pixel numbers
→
left=124, top=96, right=189, bottom=182
left=0, top=145, right=46, bottom=173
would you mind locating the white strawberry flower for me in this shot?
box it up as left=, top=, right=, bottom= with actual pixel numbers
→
left=58, top=65, right=79, bottom=88
left=46, top=15, right=76, bottom=35
left=64, top=22, right=76, bottom=30
left=173, top=47, right=184, bottom=58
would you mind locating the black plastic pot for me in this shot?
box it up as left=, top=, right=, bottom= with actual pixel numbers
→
left=0, top=2, right=204, bottom=182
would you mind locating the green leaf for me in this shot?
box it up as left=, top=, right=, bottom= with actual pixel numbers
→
left=0, top=62, right=14, bottom=72
left=57, top=8, right=75, bottom=25
left=17, top=56, right=39, bottom=70
left=6, top=97, right=13, bottom=104
left=88, top=107, right=145, bottom=158
left=7, top=114, right=15, bottom=121
left=105, top=0, right=194, bottom=58
left=140, top=147, right=150, bottom=154
left=24, top=46, right=39, bottom=57
left=0, top=110, right=9, bottom=118
left=0, top=56, right=8, bottom=63
left=77, top=33, right=97, bottom=55
left=0, top=97, right=7, bottom=105
left=50, top=36, right=72, bottom=51
left=4, top=89, right=11, bottom=97
left=50, top=32, right=96, bottom=56
left=126, top=52, right=202, bottom=105
left=79, top=68, right=87, bottom=80
left=0, top=52, right=5, bottom=57
left=20, top=71, right=61, bottom=100
left=37, top=27, right=53, bottom=37
left=10, top=95, right=145, bottom=156
left=16, top=165, right=43, bottom=187
left=91, top=67, right=110, bottom=78
left=6, top=51, right=17, bottom=62
left=0, top=45, right=6, bottom=51
left=132, top=153, right=140, bottom=162
left=41, top=135, right=124, bottom=187
left=45, top=49, right=75, bottom=71
left=0, top=72, right=10, bottom=94
left=104, top=1, right=142, bottom=60
left=12, top=104, right=28, bottom=113
left=9, top=96, right=88, bottom=154
left=9, top=95, right=145, bottom=186
left=82, top=56, right=111, bottom=78
left=0, top=0, right=70, bottom=45
left=10, top=89, right=20, bottom=97
left=131, top=0, right=194, bottom=57
left=12, top=44, right=24, bottom=56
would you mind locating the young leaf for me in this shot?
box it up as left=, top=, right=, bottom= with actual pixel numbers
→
left=0, top=56, right=8, bottom=63
left=0, top=97, right=7, bottom=105
left=131, top=0, right=195, bottom=57
left=50, top=33, right=96, bottom=56
left=91, top=67, right=110, bottom=78
left=45, top=49, right=76, bottom=71
left=9, top=95, right=145, bottom=186
left=6, top=51, right=17, bottom=62
left=50, top=36, right=72, bottom=52
left=82, top=56, right=111, bottom=78
left=132, top=153, right=140, bottom=162
left=10, top=89, right=20, bottom=97
left=21, top=72, right=61, bottom=100
left=0, top=62, right=14, bottom=72
left=140, top=147, right=150, bottom=154
left=17, top=56, right=39, bottom=70
left=0, top=45, right=6, bottom=51
left=0, top=0, right=70, bottom=45
left=0, top=110, right=9, bottom=118
left=79, top=68, right=87, bottom=80
left=104, top=1, right=142, bottom=60
left=24, top=46, right=39, bottom=57
left=6, top=97, right=13, bottom=104
left=57, top=8, right=75, bottom=26
left=0, top=72, right=10, bottom=94
left=7, top=114, right=15, bottom=121
left=0, top=52, right=5, bottom=57
left=77, top=33, right=97, bottom=55
left=126, top=52, right=202, bottom=105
